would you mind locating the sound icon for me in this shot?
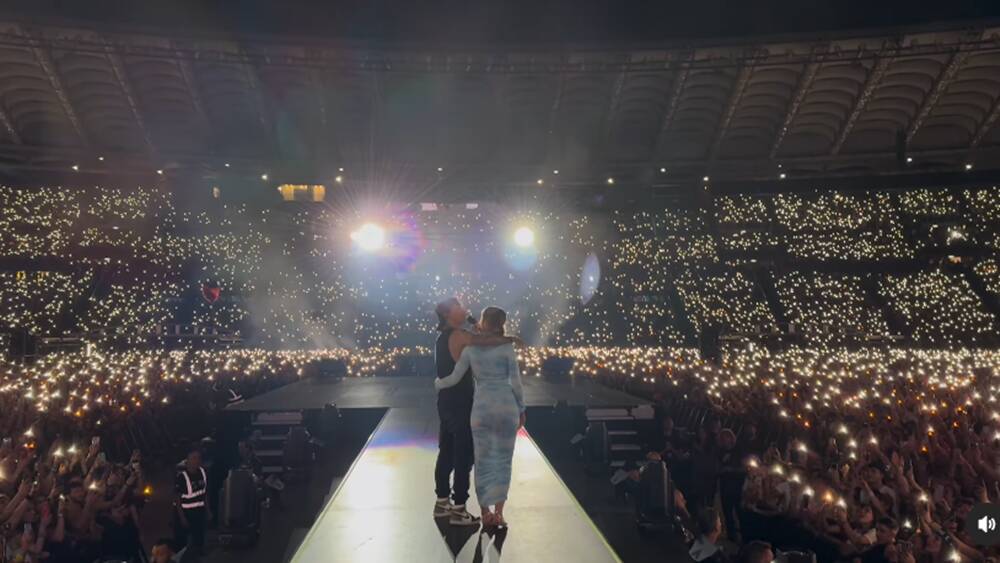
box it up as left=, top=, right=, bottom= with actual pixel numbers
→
left=968, top=503, right=1000, bottom=545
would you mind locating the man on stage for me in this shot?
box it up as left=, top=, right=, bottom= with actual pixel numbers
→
left=432, top=297, right=520, bottom=525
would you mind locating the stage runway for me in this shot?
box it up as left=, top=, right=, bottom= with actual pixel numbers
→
left=290, top=406, right=622, bottom=563
left=232, top=374, right=649, bottom=411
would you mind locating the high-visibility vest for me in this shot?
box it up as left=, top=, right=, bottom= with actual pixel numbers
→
left=179, top=467, right=208, bottom=510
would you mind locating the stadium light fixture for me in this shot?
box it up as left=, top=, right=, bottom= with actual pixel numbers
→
left=606, top=177, right=615, bottom=185
left=513, top=226, right=535, bottom=248
left=351, top=222, right=386, bottom=252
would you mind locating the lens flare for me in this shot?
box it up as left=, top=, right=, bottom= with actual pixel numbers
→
left=580, top=253, right=600, bottom=305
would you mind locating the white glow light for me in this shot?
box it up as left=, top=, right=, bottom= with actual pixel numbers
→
left=513, top=226, right=535, bottom=248
left=351, top=222, right=386, bottom=252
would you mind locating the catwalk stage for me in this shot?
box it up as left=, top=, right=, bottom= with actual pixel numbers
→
left=235, top=376, right=642, bottom=562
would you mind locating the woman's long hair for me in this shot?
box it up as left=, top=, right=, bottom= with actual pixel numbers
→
left=481, top=306, right=507, bottom=336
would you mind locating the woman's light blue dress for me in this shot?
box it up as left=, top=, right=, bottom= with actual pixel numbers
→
left=435, top=343, right=525, bottom=508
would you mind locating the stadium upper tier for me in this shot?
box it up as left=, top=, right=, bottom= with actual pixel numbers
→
left=2, top=183, right=1000, bottom=348
left=0, top=21, right=998, bottom=185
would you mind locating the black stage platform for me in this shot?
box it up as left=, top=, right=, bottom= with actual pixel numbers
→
left=231, top=375, right=650, bottom=411
left=233, top=376, right=642, bottom=562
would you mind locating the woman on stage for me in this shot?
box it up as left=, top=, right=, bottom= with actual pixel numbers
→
left=435, top=306, right=525, bottom=527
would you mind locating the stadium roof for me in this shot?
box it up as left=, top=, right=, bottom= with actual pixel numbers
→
left=1, top=16, right=1000, bottom=193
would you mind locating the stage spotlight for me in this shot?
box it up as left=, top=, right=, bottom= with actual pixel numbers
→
left=351, top=222, right=386, bottom=251
left=513, top=226, right=535, bottom=248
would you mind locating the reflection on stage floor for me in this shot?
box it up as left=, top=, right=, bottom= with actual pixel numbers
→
left=291, top=407, right=621, bottom=562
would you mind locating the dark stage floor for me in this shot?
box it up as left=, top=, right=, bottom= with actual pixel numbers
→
left=231, top=374, right=651, bottom=411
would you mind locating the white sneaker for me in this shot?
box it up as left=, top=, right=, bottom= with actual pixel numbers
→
left=449, top=505, right=481, bottom=526
left=434, top=498, right=452, bottom=518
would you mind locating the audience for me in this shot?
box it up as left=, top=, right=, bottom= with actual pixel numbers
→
left=2, top=183, right=1000, bottom=563
left=690, top=508, right=730, bottom=562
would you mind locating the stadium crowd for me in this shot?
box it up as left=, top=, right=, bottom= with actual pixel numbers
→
left=0, top=347, right=420, bottom=561
left=3, top=183, right=1000, bottom=349
left=2, top=182, right=1000, bottom=561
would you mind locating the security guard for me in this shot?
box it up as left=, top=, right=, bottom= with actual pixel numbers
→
left=174, top=448, right=211, bottom=554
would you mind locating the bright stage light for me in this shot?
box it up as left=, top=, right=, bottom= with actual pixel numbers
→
left=351, top=222, right=386, bottom=251
left=513, top=226, right=535, bottom=248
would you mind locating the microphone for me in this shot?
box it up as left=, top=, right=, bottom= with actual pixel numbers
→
left=466, top=315, right=477, bottom=326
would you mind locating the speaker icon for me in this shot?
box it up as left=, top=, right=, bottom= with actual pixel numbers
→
left=968, top=504, right=1000, bottom=545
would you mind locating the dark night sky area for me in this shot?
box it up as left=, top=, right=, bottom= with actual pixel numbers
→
left=4, top=0, right=1000, bottom=44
